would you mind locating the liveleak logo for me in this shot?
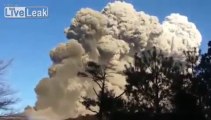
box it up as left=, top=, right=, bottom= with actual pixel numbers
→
left=4, top=6, right=48, bottom=18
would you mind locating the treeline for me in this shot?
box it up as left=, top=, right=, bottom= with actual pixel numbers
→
left=77, top=41, right=211, bottom=120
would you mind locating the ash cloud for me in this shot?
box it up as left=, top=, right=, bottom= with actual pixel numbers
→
left=25, top=1, right=202, bottom=120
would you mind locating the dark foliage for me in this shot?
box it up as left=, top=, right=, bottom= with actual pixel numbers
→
left=173, top=90, right=205, bottom=120
left=78, top=41, right=211, bottom=120
left=193, top=41, right=211, bottom=119
left=78, top=61, right=125, bottom=120
left=124, top=47, right=181, bottom=114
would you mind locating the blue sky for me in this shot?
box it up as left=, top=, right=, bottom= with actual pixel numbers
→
left=0, top=0, right=211, bottom=112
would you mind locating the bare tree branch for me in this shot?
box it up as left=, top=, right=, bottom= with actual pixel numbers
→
left=0, top=60, right=18, bottom=114
left=93, top=88, right=99, bottom=98
left=115, top=90, right=126, bottom=99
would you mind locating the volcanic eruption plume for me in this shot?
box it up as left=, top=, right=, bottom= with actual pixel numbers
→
left=25, top=1, right=202, bottom=120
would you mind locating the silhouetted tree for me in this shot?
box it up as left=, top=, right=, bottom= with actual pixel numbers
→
left=78, top=61, right=125, bottom=120
left=124, top=47, right=182, bottom=115
left=173, top=90, right=205, bottom=120
left=77, top=44, right=211, bottom=120
left=0, top=60, right=18, bottom=115
left=172, top=47, right=206, bottom=120
left=123, top=47, right=208, bottom=120
left=193, top=41, right=211, bottom=119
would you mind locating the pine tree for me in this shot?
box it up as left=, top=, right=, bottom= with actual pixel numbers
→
left=173, top=47, right=206, bottom=120
left=194, top=41, right=211, bottom=119
left=78, top=61, right=125, bottom=120
left=124, top=47, right=182, bottom=115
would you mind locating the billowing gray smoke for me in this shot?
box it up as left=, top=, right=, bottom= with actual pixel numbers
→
left=25, top=1, right=202, bottom=120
